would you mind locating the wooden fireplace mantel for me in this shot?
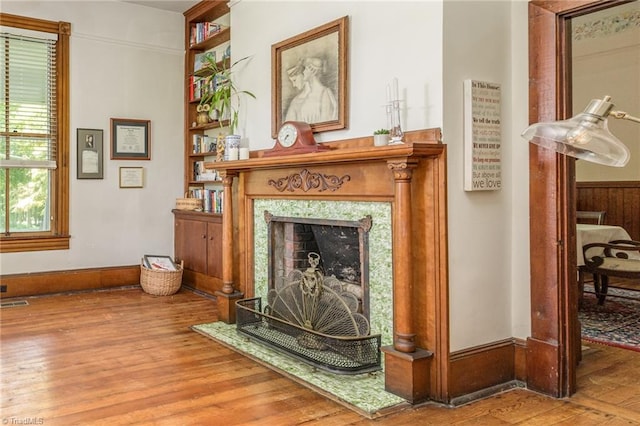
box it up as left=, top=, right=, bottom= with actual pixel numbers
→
left=208, top=128, right=450, bottom=403
left=208, top=128, right=444, bottom=172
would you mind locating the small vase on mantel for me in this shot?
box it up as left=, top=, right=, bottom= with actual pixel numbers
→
left=373, top=129, right=390, bottom=147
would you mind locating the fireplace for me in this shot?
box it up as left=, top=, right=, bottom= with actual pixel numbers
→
left=210, top=128, right=449, bottom=403
left=253, top=200, right=393, bottom=347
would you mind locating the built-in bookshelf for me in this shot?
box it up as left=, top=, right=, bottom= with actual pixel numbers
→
left=183, top=0, right=231, bottom=200
left=175, top=0, right=231, bottom=296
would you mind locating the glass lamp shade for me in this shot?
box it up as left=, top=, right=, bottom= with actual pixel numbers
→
left=521, top=97, right=631, bottom=167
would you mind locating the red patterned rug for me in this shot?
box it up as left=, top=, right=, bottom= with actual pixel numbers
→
left=580, top=284, right=640, bottom=352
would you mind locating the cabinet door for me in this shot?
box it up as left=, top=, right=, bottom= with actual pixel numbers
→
left=175, top=218, right=207, bottom=274
left=207, top=222, right=223, bottom=278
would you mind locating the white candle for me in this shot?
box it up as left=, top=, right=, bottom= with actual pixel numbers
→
left=386, top=84, right=391, bottom=103
left=227, top=147, right=239, bottom=161
left=239, top=147, right=249, bottom=160
left=392, top=77, right=399, bottom=101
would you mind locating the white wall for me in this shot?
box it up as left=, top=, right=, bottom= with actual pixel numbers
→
left=442, top=0, right=530, bottom=350
left=1, top=1, right=184, bottom=273
left=230, top=1, right=443, bottom=148
left=573, top=2, right=640, bottom=181
left=509, top=0, right=532, bottom=342
left=0, top=0, right=533, bottom=351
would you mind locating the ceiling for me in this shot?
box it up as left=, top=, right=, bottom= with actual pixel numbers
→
left=123, top=1, right=201, bottom=14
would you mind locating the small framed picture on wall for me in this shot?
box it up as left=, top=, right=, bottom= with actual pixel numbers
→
left=77, top=128, right=103, bottom=179
left=119, top=167, right=144, bottom=188
left=111, top=118, right=151, bottom=160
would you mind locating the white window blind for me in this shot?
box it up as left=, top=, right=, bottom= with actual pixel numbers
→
left=0, top=32, right=57, bottom=169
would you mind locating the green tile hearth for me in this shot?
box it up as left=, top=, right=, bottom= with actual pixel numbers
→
left=192, top=322, right=407, bottom=417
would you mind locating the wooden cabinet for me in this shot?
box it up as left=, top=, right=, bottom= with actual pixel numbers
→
left=174, top=210, right=223, bottom=294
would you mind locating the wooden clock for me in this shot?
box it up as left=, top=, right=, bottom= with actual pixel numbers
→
left=264, top=121, right=331, bottom=157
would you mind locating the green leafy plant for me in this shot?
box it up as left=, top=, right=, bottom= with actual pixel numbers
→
left=373, top=128, right=390, bottom=135
left=199, top=55, right=256, bottom=134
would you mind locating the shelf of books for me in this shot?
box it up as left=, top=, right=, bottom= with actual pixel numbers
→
left=187, top=186, right=223, bottom=214
left=188, top=131, right=225, bottom=215
left=188, top=9, right=230, bottom=104
left=189, top=19, right=229, bottom=48
left=184, top=1, right=232, bottom=208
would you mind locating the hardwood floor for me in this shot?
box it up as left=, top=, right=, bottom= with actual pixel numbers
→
left=2, top=287, right=640, bottom=425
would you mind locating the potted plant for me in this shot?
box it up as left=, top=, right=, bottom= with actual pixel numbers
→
left=373, top=128, right=390, bottom=146
left=198, top=55, right=255, bottom=133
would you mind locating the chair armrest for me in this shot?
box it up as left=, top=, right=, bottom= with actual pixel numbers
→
left=583, top=240, right=640, bottom=272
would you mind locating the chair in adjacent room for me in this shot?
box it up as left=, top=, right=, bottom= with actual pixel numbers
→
left=579, top=239, right=640, bottom=305
left=576, top=210, right=607, bottom=305
left=577, top=210, right=606, bottom=225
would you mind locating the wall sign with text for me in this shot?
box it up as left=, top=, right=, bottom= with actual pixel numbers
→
left=463, top=80, right=502, bottom=191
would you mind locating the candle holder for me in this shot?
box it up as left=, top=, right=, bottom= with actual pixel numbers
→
left=387, top=100, right=404, bottom=144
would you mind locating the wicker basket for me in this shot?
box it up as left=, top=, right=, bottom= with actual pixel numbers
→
left=175, top=193, right=202, bottom=211
left=140, top=261, right=183, bottom=296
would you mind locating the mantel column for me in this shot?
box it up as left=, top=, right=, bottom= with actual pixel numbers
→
left=389, top=160, right=417, bottom=353
left=215, top=171, right=243, bottom=324
left=381, top=159, right=433, bottom=404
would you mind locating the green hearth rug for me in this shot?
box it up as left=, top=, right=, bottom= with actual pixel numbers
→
left=191, top=322, right=408, bottom=418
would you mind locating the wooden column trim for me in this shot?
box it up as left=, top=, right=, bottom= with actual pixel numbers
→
left=216, top=171, right=242, bottom=324
left=388, top=159, right=418, bottom=353
left=220, top=171, right=237, bottom=295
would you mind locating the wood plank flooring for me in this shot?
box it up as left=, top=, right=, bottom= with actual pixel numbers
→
left=2, top=287, right=640, bottom=425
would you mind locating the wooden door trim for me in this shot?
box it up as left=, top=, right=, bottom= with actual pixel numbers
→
left=527, top=0, right=630, bottom=397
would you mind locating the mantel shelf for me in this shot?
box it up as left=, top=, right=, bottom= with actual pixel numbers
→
left=208, top=128, right=443, bottom=173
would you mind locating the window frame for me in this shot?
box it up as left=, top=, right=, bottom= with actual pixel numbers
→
left=0, top=13, right=70, bottom=253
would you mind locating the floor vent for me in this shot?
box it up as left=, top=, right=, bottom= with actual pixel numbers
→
left=0, top=300, right=29, bottom=308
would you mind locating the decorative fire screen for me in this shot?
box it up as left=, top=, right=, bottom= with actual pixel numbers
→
left=236, top=298, right=381, bottom=374
left=265, top=212, right=372, bottom=319
left=236, top=252, right=381, bottom=374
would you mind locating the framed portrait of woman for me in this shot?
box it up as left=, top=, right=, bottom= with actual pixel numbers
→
left=271, top=16, right=349, bottom=138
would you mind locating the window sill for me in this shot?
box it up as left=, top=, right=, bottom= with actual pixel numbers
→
left=0, top=235, right=70, bottom=253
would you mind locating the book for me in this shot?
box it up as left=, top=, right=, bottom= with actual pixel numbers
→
left=194, top=52, right=205, bottom=73
left=194, top=48, right=216, bottom=73
left=193, top=134, right=203, bottom=153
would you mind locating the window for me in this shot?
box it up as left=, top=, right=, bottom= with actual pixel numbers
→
left=0, top=14, right=70, bottom=253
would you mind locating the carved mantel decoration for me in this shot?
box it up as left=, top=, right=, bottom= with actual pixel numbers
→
left=268, top=168, right=351, bottom=192
left=208, top=128, right=449, bottom=404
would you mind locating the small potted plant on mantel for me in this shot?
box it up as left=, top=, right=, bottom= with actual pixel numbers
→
left=373, top=128, right=390, bottom=146
left=198, top=55, right=256, bottom=160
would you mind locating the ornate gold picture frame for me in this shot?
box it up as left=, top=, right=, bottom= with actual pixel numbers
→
left=271, top=16, right=349, bottom=138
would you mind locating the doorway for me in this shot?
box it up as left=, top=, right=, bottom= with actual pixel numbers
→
left=527, top=0, right=638, bottom=398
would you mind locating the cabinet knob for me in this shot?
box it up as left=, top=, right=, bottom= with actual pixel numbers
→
left=202, top=234, right=206, bottom=239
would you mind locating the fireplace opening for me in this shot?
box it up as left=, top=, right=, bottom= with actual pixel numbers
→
left=234, top=212, right=380, bottom=375
left=265, top=211, right=372, bottom=321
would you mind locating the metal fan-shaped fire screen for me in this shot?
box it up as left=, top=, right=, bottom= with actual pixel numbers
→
left=236, top=253, right=381, bottom=374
